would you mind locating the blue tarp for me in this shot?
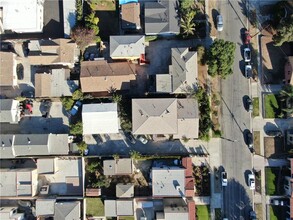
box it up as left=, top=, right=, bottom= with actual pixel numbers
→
left=119, top=0, right=138, bottom=5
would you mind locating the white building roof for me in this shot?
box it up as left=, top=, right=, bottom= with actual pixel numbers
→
left=82, top=103, right=119, bottom=134
left=0, top=0, right=44, bottom=33
left=63, top=0, right=76, bottom=38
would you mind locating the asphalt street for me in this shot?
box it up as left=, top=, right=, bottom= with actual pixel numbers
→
left=217, top=0, right=254, bottom=219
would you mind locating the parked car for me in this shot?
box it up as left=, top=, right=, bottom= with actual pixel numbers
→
left=21, top=90, right=34, bottom=98
left=265, top=130, right=282, bottom=137
left=0, top=41, right=13, bottom=51
left=243, top=30, right=251, bottom=44
left=70, top=101, right=82, bottom=116
left=243, top=47, right=251, bottom=62
left=246, top=97, right=253, bottom=112
left=245, top=63, right=253, bottom=78
left=271, top=198, right=288, bottom=206
left=137, top=135, right=148, bottom=144
left=216, top=15, right=223, bottom=31
left=248, top=172, right=255, bottom=190
left=246, top=131, right=254, bottom=152
left=221, top=171, right=228, bottom=187
left=125, top=132, right=136, bottom=144
left=40, top=100, right=52, bottom=118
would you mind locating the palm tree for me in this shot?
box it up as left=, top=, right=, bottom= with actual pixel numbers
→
left=279, top=85, right=293, bottom=117
left=180, top=11, right=196, bottom=37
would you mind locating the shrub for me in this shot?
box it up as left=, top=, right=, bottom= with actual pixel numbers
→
left=72, top=89, right=83, bottom=100
left=70, top=121, right=83, bottom=135
left=77, top=141, right=87, bottom=154
left=61, top=97, right=74, bottom=111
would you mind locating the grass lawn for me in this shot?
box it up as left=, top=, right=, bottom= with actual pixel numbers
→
left=90, top=0, right=116, bottom=11
left=86, top=198, right=104, bottom=217
left=264, top=94, right=281, bottom=118
left=265, top=167, right=279, bottom=195
left=253, top=97, right=259, bottom=117
left=253, top=131, right=260, bottom=155
left=254, top=204, right=263, bottom=220
left=196, top=205, right=210, bottom=220
left=270, top=205, right=278, bottom=220
left=119, top=217, right=134, bottom=220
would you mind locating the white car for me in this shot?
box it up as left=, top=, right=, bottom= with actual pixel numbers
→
left=248, top=172, right=255, bottom=190
left=244, top=48, right=251, bottom=62
left=137, top=135, right=148, bottom=144
left=222, top=171, right=228, bottom=187
left=217, top=15, right=223, bottom=32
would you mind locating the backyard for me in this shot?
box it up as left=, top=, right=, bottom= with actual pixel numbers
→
left=264, top=94, right=282, bottom=118
left=265, top=167, right=281, bottom=195
left=193, top=166, right=211, bottom=196
left=86, top=198, right=105, bottom=217
left=89, top=0, right=116, bottom=11
left=196, top=205, right=210, bottom=220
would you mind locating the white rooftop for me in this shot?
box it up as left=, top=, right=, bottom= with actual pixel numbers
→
left=82, top=103, right=119, bottom=135
left=0, top=0, right=44, bottom=33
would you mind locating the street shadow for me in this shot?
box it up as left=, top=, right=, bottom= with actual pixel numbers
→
left=239, top=60, right=246, bottom=77
left=263, top=122, right=280, bottom=133
left=222, top=178, right=253, bottom=219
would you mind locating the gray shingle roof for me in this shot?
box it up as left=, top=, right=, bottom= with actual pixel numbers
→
left=54, top=201, right=80, bottom=220
left=110, top=35, right=145, bottom=59
left=36, top=199, right=56, bottom=216
left=116, top=183, right=134, bottom=198
left=105, top=200, right=117, bottom=217
left=103, top=159, right=133, bottom=175
left=144, top=0, right=180, bottom=35
left=117, top=199, right=133, bottom=216
left=0, top=99, right=20, bottom=123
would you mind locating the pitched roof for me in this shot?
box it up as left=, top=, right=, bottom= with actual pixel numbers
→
left=156, top=48, right=198, bottom=93
left=105, top=200, right=117, bottom=217
left=0, top=52, right=16, bottom=86
left=36, top=199, right=56, bottom=216
left=163, top=198, right=189, bottom=220
left=152, top=167, right=185, bottom=197
left=144, top=0, right=180, bottom=35
left=54, top=201, right=80, bottom=220
left=117, top=200, right=134, bottom=216
left=28, top=39, right=78, bottom=66
left=132, top=98, right=178, bottom=134
left=116, top=183, right=134, bottom=198
left=35, top=69, right=78, bottom=97
left=80, top=60, right=136, bottom=93
left=132, top=98, right=199, bottom=138
left=0, top=134, right=69, bottom=158
left=121, top=3, right=141, bottom=29
left=0, top=99, right=20, bottom=123
left=103, top=159, right=133, bottom=175
left=82, top=103, right=119, bottom=134
left=110, top=35, right=145, bottom=59
left=37, top=158, right=55, bottom=174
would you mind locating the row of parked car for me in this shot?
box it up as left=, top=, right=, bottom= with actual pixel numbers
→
left=243, top=30, right=253, bottom=79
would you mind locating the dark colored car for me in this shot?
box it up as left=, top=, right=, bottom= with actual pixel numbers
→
left=246, top=97, right=253, bottom=112
left=0, top=42, right=13, bottom=51
left=21, top=90, right=34, bottom=98
left=17, top=64, right=24, bottom=80
left=40, top=100, right=52, bottom=118
left=246, top=131, right=254, bottom=152
left=125, top=132, right=136, bottom=144
left=265, top=130, right=282, bottom=137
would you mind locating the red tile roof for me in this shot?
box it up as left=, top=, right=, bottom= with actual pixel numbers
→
left=182, top=157, right=193, bottom=177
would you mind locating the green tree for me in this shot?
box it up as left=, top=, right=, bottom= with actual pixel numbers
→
left=77, top=141, right=87, bottom=155
left=180, top=0, right=195, bottom=12
left=70, top=121, right=83, bottom=135
left=71, top=26, right=97, bottom=51
left=273, top=15, right=293, bottom=46
left=85, top=11, right=100, bottom=35
left=113, top=154, right=120, bottom=160
left=207, top=39, right=236, bottom=78
left=279, top=85, right=293, bottom=116
left=130, top=150, right=142, bottom=160
left=61, top=97, right=74, bottom=111
left=76, top=0, right=83, bottom=22
left=180, top=10, right=196, bottom=37
left=72, top=89, right=83, bottom=100
left=86, top=161, right=101, bottom=173
left=112, top=94, right=122, bottom=104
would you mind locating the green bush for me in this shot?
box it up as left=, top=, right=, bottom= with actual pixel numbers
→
left=72, top=89, right=83, bottom=100
left=70, top=121, right=83, bottom=135
left=77, top=141, right=87, bottom=154
left=61, top=97, right=74, bottom=111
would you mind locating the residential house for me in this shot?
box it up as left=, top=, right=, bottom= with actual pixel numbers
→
left=0, top=0, right=44, bottom=33
left=103, top=159, right=133, bottom=175
left=82, top=103, right=119, bottom=135
left=0, top=207, right=25, bottom=220
left=284, top=158, right=293, bottom=219
left=0, top=168, right=38, bottom=198
left=37, top=158, right=83, bottom=196
left=110, top=35, right=145, bottom=60
left=116, top=183, right=134, bottom=198
left=144, top=0, right=180, bottom=35
left=105, top=199, right=134, bottom=217
left=0, top=99, right=21, bottom=124
left=27, top=39, right=79, bottom=67
left=36, top=199, right=81, bottom=219
left=132, top=98, right=199, bottom=139
left=35, top=69, right=79, bottom=97
left=285, top=56, right=293, bottom=85
left=80, top=60, right=136, bottom=95
left=0, top=134, right=69, bottom=158
left=156, top=48, right=198, bottom=93
left=121, top=3, right=141, bottom=30
left=155, top=198, right=195, bottom=220
left=0, top=52, right=17, bottom=87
